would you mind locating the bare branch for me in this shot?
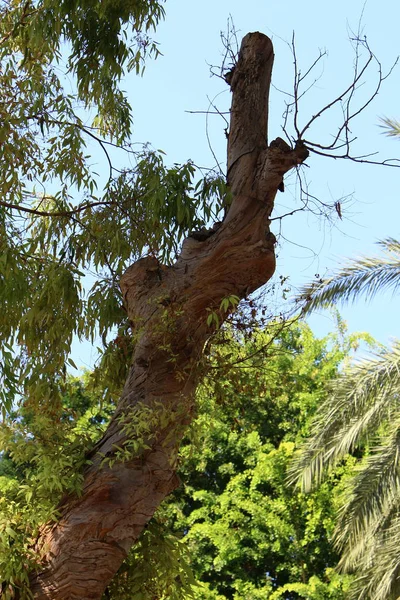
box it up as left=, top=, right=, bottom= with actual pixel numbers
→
left=185, top=110, right=230, bottom=115
left=299, top=46, right=374, bottom=140
left=205, top=93, right=227, bottom=176
left=292, top=32, right=300, bottom=138
left=276, top=31, right=400, bottom=171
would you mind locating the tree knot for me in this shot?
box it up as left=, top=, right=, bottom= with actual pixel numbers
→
left=269, top=137, right=292, bottom=153
left=294, top=139, right=309, bottom=163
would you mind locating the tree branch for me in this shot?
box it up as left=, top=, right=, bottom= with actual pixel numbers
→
left=0, top=198, right=114, bottom=217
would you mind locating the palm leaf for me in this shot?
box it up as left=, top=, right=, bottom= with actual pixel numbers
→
left=297, top=238, right=400, bottom=314
left=379, top=116, right=400, bottom=138
left=335, top=421, right=400, bottom=563
left=289, top=341, right=400, bottom=492
left=347, top=511, right=400, bottom=600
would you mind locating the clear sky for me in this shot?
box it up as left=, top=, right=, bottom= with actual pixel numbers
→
left=72, top=0, right=400, bottom=368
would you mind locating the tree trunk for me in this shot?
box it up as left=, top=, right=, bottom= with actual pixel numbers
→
left=28, top=32, right=308, bottom=599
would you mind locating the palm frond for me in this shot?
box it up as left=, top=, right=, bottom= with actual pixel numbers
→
left=296, top=238, right=400, bottom=314
left=335, top=420, right=400, bottom=559
left=289, top=341, right=400, bottom=492
left=346, top=510, right=400, bottom=600
left=379, top=116, right=400, bottom=138
left=377, top=238, right=400, bottom=253
left=337, top=490, right=400, bottom=578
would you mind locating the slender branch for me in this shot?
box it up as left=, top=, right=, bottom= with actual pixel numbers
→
left=28, top=114, right=117, bottom=180
left=305, top=137, right=358, bottom=151
left=205, top=93, right=226, bottom=176
left=297, top=48, right=327, bottom=85
left=76, top=122, right=114, bottom=180
left=185, top=110, right=230, bottom=115
left=304, top=147, right=400, bottom=167
left=292, top=32, right=300, bottom=138
left=270, top=207, right=305, bottom=222
left=209, top=313, right=302, bottom=371
left=0, top=198, right=114, bottom=217
left=299, top=51, right=373, bottom=139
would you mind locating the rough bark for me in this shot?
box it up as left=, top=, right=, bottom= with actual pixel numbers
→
left=28, top=32, right=308, bottom=599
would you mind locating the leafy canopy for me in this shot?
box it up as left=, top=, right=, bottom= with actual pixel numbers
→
left=0, top=0, right=228, bottom=415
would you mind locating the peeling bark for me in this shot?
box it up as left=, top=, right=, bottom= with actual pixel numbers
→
left=28, top=32, right=308, bottom=599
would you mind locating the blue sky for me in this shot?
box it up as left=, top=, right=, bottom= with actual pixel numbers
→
left=73, top=0, right=400, bottom=367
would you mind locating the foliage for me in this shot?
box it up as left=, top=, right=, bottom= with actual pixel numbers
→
left=0, top=322, right=357, bottom=598
left=292, top=230, right=400, bottom=596
left=380, top=116, right=400, bottom=138
left=0, top=374, right=113, bottom=597
left=0, top=0, right=229, bottom=419
left=105, top=519, right=198, bottom=600
left=2, top=1, right=397, bottom=595
left=1, top=0, right=165, bottom=143
left=163, top=322, right=356, bottom=600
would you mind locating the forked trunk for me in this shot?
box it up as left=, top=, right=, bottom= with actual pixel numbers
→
left=28, top=32, right=308, bottom=599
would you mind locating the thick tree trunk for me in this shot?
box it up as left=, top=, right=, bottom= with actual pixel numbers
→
left=28, top=32, right=308, bottom=599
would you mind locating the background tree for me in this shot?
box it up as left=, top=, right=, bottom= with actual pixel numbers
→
left=162, top=321, right=357, bottom=600
left=1, top=321, right=359, bottom=599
